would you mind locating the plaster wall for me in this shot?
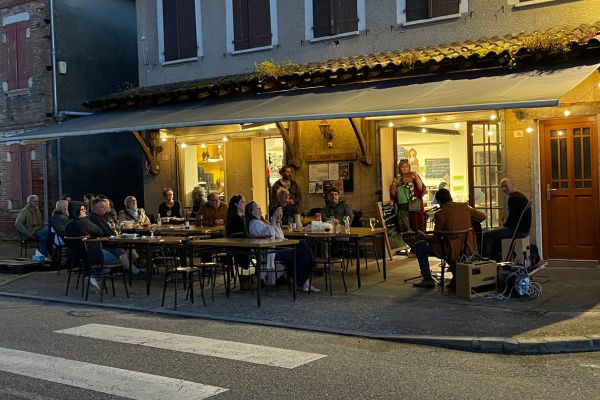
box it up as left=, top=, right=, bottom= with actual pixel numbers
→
left=135, top=0, right=600, bottom=86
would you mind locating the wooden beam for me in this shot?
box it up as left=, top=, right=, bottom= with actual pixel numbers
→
left=349, top=118, right=372, bottom=165
left=275, top=122, right=300, bottom=167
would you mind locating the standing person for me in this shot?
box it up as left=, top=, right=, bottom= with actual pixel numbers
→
left=15, top=195, right=50, bottom=257
left=390, top=159, right=427, bottom=232
left=118, top=196, right=150, bottom=225
left=158, top=187, right=183, bottom=220
left=269, top=165, right=302, bottom=210
left=412, top=189, right=487, bottom=289
left=196, top=192, right=227, bottom=226
left=481, top=177, right=531, bottom=260
left=321, top=187, right=353, bottom=224
left=225, top=195, right=247, bottom=237
left=269, top=188, right=298, bottom=224
left=246, top=201, right=319, bottom=292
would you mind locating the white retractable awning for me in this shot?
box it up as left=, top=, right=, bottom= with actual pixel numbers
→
left=2, top=63, right=598, bottom=142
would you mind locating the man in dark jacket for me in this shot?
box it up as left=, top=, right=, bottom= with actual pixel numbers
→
left=321, top=187, right=353, bottom=224
left=481, top=177, right=531, bottom=260
left=269, top=165, right=302, bottom=210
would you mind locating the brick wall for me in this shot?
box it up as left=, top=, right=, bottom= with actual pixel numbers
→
left=0, top=0, right=55, bottom=240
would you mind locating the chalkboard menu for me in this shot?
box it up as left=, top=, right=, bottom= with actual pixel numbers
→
left=425, top=158, right=450, bottom=179
left=377, top=201, right=408, bottom=260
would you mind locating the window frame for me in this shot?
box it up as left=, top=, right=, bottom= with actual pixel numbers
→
left=225, top=0, right=278, bottom=55
left=157, top=0, right=203, bottom=65
left=508, top=0, right=561, bottom=7
left=2, top=12, right=30, bottom=92
left=397, top=0, right=468, bottom=27
left=304, top=0, right=365, bottom=43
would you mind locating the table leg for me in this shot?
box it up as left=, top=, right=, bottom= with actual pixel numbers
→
left=292, top=246, right=297, bottom=301
left=256, top=249, right=262, bottom=308
left=355, top=238, right=361, bottom=288
left=128, top=245, right=133, bottom=286
left=381, top=233, right=387, bottom=281
left=146, top=243, right=151, bottom=295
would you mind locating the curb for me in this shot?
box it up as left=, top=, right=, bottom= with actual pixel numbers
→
left=1, top=290, right=599, bottom=355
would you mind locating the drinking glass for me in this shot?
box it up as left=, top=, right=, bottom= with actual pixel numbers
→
left=166, top=209, right=172, bottom=217
left=199, top=214, right=204, bottom=227
left=149, top=224, right=156, bottom=238
left=369, top=218, right=377, bottom=230
left=114, top=222, right=122, bottom=237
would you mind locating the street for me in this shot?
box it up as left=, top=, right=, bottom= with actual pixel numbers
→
left=0, top=298, right=599, bottom=399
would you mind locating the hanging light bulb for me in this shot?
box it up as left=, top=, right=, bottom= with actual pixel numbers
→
left=388, top=121, right=394, bottom=127
left=420, top=116, right=427, bottom=122
left=526, top=127, right=534, bottom=134
left=200, top=143, right=206, bottom=148
left=563, top=110, right=571, bottom=117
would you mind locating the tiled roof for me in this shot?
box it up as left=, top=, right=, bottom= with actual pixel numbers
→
left=87, top=23, right=600, bottom=111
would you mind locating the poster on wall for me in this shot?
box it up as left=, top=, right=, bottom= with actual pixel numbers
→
left=309, top=162, right=354, bottom=193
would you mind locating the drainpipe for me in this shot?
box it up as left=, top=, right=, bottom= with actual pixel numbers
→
left=48, top=0, right=59, bottom=220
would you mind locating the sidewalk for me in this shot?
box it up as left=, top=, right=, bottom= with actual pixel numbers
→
left=1, top=240, right=599, bottom=354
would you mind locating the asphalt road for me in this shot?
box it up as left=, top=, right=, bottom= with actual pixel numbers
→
left=1, top=297, right=600, bottom=400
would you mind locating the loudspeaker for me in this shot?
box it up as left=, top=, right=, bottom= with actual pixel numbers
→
left=456, top=260, right=497, bottom=299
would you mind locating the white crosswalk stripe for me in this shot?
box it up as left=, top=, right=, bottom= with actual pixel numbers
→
left=0, top=346, right=228, bottom=400
left=56, top=323, right=327, bottom=369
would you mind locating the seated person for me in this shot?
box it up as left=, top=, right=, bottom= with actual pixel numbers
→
left=49, top=199, right=69, bottom=248
left=481, top=177, right=531, bottom=260
left=412, top=188, right=486, bottom=290
left=320, top=187, right=352, bottom=224
left=246, top=201, right=319, bottom=292
left=158, top=187, right=183, bottom=222
left=191, top=186, right=207, bottom=219
left=225, top=195, right=247, bottom=238
left=196, top=192, right=227, bottom=226
left=88, top=198, right=141, bottom=276
left=269, top=188, right=298, bottom=225
left=118, top=196, right=150, bottom=226
left=15, top=194, right=50, bottom=257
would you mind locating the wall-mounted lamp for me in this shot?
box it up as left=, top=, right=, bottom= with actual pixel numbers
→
left=319, top=121, right=333, bottom=147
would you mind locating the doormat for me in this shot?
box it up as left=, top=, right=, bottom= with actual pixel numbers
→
left=0, top=258, right=43, bottom=274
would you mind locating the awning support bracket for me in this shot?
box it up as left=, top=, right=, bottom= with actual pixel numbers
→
left=349, top=118, right=372, bottom=165
left=276, top=122, right=300, bottom=168
left=132, top=130, right=160, bottom=174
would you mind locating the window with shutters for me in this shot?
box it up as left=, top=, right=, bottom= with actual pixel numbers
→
left=305, top=0, right=365, bottom=41
left=10, top=144, right=32, bottom=210
left=157, top=0, right=202, bottom=64
left=397, top=0, right=467, bottom=25
left=3, top=20, right=29, bottom=91
left=226, top=0, right=277, bottom=53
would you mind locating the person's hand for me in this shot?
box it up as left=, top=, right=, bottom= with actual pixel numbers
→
left=289, top=198, right=295, bottom=205
left=215, top=218, right=224, bottom=225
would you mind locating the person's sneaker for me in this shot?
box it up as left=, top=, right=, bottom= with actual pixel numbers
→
left=413, top=279, right=436, bottom=288
left=89, top=277, right=101, bottom=292
left=302, top=281, right=321, bottom=292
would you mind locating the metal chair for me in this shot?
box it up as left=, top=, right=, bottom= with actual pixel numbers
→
left=433, top=228, right=473, bottom=292
left=82, top=238, right=129, bottom=302
left=161, top=244, right=204, bottom=308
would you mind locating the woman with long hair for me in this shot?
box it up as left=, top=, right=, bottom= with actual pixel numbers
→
left=158, top=187, right=183, bottom=220
left=390, top=159, right=427, bottom=232
left=245, top=201, right=319, bottom=292
left=225, top=195, right=247, bottom=238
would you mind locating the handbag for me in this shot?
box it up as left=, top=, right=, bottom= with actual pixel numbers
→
left=409, top=198, right=422, bottom=212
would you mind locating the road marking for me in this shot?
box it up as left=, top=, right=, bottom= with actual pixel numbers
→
left=0, top=387, right=61, bottom=400
left=56, top=323, right=326, bottom=369
left=580, top=363, right=600, bottom=369
left=0, top=347, right=227, bottom=400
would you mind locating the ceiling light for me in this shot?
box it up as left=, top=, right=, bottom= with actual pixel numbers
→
left=453, top=122, right=461, bottom=129
left=161, top=137, right=167, bottom=142
left=563, top=110, right=571, bottom=117
left=420, top=116, right=427, bottom=122
left=180, top=143, right=187, bottom=148
left=388, top=122, right=394, bottom=128
left=421, top=128, right=427, bottom=133
left=490, top=113, right=497, bottom=121
left=200, top=143, right=206, bottom=148
left=222, top=136, right=229, bottom=142
left=558, top=130, right=564, bottom=136
left=526, top=127, right=534, bottom=134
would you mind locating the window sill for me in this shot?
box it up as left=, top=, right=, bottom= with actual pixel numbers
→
left=230, top=45, right=274, bottom=55
left=161, top=56, right=200, bottom=66
left=309, top=31, right=360, bottom=43
left=6, top=88, right=30, bottom=97
left=511, top=0, right=559, bottom=8
left=401, top=13, right=460, bottom=28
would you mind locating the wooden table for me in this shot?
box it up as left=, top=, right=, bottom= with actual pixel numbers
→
left=122, top=225, right=224, bottom=238
left=102, top=235, right=185, bottom=295
left=187, top=237, right=300, bottom=307
left=286, top=227, right=386, bottom=289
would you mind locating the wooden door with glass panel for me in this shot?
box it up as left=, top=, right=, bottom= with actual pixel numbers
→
left=540, top=117, right=599, bottom=260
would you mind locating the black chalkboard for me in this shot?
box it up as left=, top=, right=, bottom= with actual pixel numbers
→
left=377, top=201, right=408, bottom=259
left=424, top=158, right=450, bottom=179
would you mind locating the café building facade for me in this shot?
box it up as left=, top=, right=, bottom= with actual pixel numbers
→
left=2, top=0, right=600, bottom=262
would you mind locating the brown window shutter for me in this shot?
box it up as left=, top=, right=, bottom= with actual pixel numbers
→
left=406, top=0, right=428, bottom=22
left=249, top=0, right=272, bottom=48
left=312, top=0, right=332, bottom=38
left=10, top=144, right=32, bottom=209
left=431, top=0, right=459, bottom=18
left=233, top=0, right=250, bottom=50
left=6, top=23, right=18, bottom=90
left=162, top=0, right=180, bottom=61
left=332, top=0, right=358, bottom=35
left=176, top=0, right=198, bottom=59
left=16, top=22, right=28, bottom=89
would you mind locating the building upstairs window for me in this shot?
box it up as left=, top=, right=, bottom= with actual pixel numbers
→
left=4, top=20, right=29, bottom=91
left=159, top=0, right=201, bottom=63
left=406, top=0, right=460, bottom=22
left=232, top=0, right=272, bottom=51
left=312, top=0, right=359, bottom=38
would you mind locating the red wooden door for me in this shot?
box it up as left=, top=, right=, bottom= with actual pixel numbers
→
left=540, top=117, right=600, bottom=260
